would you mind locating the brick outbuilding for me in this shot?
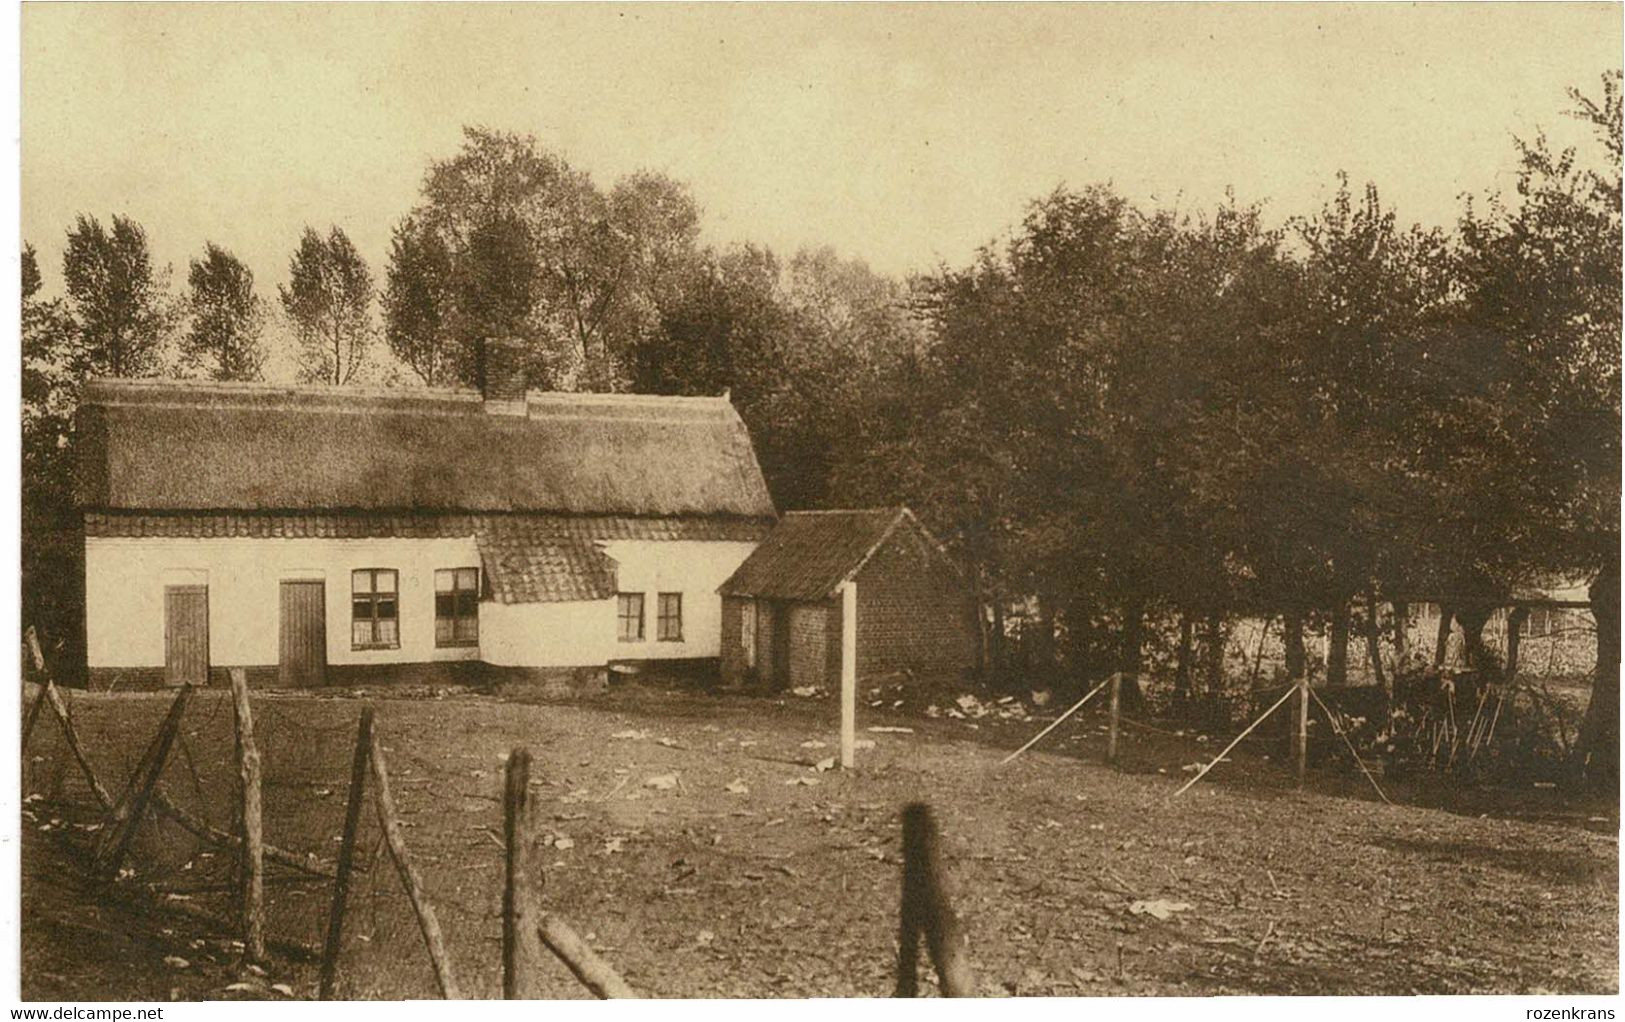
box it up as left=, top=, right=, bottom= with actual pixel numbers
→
left=717, top=508, right=979, bottom=690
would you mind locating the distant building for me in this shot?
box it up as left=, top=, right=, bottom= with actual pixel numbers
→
left=717, top=507, right=979, bottom=690
left=74, top=365, right=775, bottom=690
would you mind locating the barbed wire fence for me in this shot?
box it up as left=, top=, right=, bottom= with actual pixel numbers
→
left=24, top=651, right=983, bottom=999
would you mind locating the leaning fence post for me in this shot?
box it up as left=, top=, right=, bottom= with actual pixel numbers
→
left=895, top=803, right=976, bottom=997
left=21, top=682, right=49, bottom=792
left=319, top=706, right=374, bottom=1000
left=93, top=683, right=192, bottom=879
left=1295, top=674, right=1310, bottom=787
left=369, top=727, right=462, bottom=999
left=1106, top=672, right=1122, bottom=765
left=503, top=748, right=545, bottom=998
left=42, top=683, right=114, bottom=810
left=229, top=668, right=266, bottom=962
left=535, top=913, right=640, bottom=998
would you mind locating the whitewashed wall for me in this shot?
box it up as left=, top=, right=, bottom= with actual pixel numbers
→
left=601, top=540, right=759, bottom=660
left=85, top=535, right=760, bottom=670
left=480, top=599, right=615, bottom=667
left=85, top=536, right=483, bottom=669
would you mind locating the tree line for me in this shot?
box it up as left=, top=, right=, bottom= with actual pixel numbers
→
left=22, top=77, right=1621, bottom=785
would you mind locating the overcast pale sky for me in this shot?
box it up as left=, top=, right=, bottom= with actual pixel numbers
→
left=21, top=3, right=1623, bottom=295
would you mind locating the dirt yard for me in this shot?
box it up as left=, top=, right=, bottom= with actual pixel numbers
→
left=21, top=684, right=1620, bottom=998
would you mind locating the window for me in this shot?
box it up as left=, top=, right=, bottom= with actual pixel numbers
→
left=657, top=592, right=683, bottom=642
left=352, top=569, right=399, bottom=649
left=617, top=593, right=645, bottom=642
left=435, top=568, right=480, bottom=647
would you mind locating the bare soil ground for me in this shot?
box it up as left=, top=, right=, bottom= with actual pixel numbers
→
left=21, top=684, right=1620, bottom=999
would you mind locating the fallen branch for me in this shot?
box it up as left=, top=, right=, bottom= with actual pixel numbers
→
left=102, top=885, right=321, bottom=962
left=149, top=790, right=338, bottom=878
left=536, top=912, right=640, bottom=999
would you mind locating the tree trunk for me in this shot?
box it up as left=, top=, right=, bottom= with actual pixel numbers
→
left=1391, top=601, right=1410, bottom=670
left=1505, top=606, right=1529, bottom=683
left=1031, top=591, right=1056, bottom=687
left=1453, top=604, right=1502, bottom=682
left=1363, top=589, right=1388, bottom=696
left=1327, top=600, right=1350, bottom=687
left=1119, top=599, right=1145, bottom=714
left=1175, top=614, right=1194, bottom=702
left=1283, top=610, right=1306, bottom=680
left=1202, top=614, right=1226, bottom=696
left=970, top=573, right=991, bottom=682
left=990, top=596, right=1006, bottom=681
left=1577, top=553, right=1620, bottom=792
left=1433, top=604, right=1454, bottom=667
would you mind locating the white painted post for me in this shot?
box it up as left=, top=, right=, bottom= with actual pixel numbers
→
left=840, top=580, right=858, bottom=770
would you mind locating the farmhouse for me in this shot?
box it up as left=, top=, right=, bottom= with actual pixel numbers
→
left=717, top=507, right=979, bottom=690
left=75, top=373, right=776, bottom=690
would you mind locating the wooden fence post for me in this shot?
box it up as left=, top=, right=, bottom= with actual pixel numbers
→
left=895, top=803, right=976, bottom=997
left=42, top=683, right=114, bottom=810
left=24, top=625, right=47, bottom=679
left=93, top=684, right=192, bottom=879
left=21, top=683, right=49, bottom=794
left=1295, top=674, right=1310, bottom=788
left=320, top=706, right=373, bottom=1000
left=840, top=580, right=858, bottom=770
left=503, top=748, right=545, bottom=999
left=369, top=728, right=462, bottom=999
left=229, top=669, right=265, bottom=962
left=1106, top=672, right=1122, bottom=765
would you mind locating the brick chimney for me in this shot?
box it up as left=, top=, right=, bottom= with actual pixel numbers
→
left=481, top=336, right=528, bottom=415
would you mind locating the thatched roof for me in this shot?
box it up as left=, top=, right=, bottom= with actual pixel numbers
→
left=719, top=507, right=955, bottom=601
left=77, top=379, right=776, bottom=518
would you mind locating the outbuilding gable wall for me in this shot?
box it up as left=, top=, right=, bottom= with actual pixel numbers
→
left=854, top=527, right=978, bottom=682
left=787, top=598, right=841, bottom=691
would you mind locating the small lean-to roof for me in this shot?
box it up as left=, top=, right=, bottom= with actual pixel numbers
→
left=477, top=536, right=619, bottom=604
left=719, top=507, right=953, bottom=602
left=75, top=378, right=776, bottom=519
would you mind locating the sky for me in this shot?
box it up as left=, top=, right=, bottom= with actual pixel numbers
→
left=20, top=3, right=1624, bottom=296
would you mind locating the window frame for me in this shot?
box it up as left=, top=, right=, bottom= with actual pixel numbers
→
left=617, top=592, right=645, bottom=643
left=435, top=567, right=481, bottom=648
left=657, top=592, right=683, bottom=642
left=351, top=568, right=400, bottom=651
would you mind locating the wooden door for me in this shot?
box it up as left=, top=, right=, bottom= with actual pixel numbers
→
left=279, top=581, right=327, bottom=687
left=770, top=600, right=793, bottom=690
left=164, top=585, right=209, bottom=687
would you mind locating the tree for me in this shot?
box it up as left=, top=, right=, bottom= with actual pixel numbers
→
left=22, top=243, right=85, bottom=678
left=407, top=127, right=702, bottom=390
left=279, top=226, right=375, bottom=385
left=383, top=217, right=457, bottom=385
left=182, top=243, right=265, bottom=381
left=1447, top=72, right=1622, bottom=786
left=61, top=214, right=170, bottom=378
